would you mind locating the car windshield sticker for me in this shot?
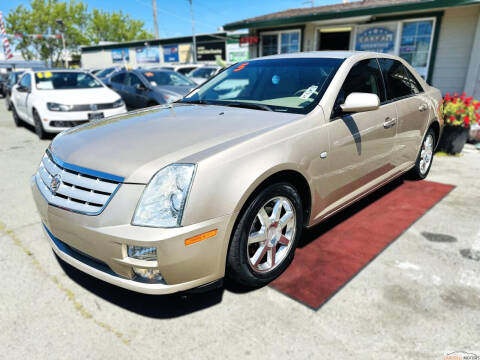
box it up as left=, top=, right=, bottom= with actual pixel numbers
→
left=37, top=81, right=53, bottom=90
left=37, top=72, right=43, bottom=79
left=272, top=75, right=280, bottom=85
left=144, top=72, right=154, bottom=77
left=233, top=62, right=249, bottom=72
left=299, top=85, right=318, bottom=99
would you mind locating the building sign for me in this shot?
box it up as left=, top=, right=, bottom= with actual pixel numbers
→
left=227, top=39, right=249, bottom=63
left=163, top=45, right=179, bottom=62
left=135, top=46, right=160, bottom=63
left=355, top=23, right=397, bottom=54
left=196, top=41, right=226, bottom=62
left=111, top=48, right=129, bottom=63
left=239, top=36, right=258, bottom=45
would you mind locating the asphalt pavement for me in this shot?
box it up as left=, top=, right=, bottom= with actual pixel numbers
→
left=1, top=99, right=479, bottom=359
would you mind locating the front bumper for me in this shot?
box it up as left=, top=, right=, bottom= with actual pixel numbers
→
left=41, top=106, right=127, bottom=133
left=32, top=177, right=234, bottom=295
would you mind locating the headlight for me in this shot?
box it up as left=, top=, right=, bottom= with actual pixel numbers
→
left=112, top=98, right=124, bottom=108
left=132, top=164, right=195, bottom=227
left=47, top=102, right=73, bottom=111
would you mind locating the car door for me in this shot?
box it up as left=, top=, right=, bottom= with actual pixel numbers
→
left=14, top=73, right=32, bottom=120
left=378, top=58, right=431, bottom=168
left=124, top=73, right=149, bottom=109
left=109, top=72, right=127, bottom=100
left=319, top=58, right=397, bottom=217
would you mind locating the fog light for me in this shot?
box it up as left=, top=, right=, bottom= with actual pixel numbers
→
left=133, top=267, right=165, bottom=283
left=127, top=245, right=157, bottom=261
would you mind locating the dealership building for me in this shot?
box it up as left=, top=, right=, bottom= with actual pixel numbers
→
left=80, top=32, right=248, bottom=69
left=223, top=0, right=480, bottom=97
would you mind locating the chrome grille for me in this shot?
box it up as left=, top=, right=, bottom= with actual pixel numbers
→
left=35, top=151, right=122, bottom=215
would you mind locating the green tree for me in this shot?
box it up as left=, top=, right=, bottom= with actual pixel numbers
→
left=87, top=9, right=153, bottom=44
left=6, top=0, right=154, bottom=67
left=6, top=0, right=90, bottom=66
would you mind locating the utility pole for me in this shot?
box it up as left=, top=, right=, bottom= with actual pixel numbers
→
left=56, top=19, right=68, bottom=68
left=152, top=0, right=159, bottom=38
left=188, top=0, right=197, bottom=63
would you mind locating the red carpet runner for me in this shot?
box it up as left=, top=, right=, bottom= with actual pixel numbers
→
left=270, top=180, right=454, bottom=310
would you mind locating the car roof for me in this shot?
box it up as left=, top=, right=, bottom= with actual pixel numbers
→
left=254, top=50, right=389, bottom=60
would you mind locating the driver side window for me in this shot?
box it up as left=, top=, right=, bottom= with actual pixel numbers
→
left=20, top=73, right=31, bottom=90
left=126, top=73, right=141, bottom=87
left=331, top=59, right=386, bottom=120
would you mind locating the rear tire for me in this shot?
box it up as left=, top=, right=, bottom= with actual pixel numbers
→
left=12, top=105, right=22, bottom=127
left=33, top=109, right=47, bottom=140
left=407, top=127, right=436, bottom=180
left=227, top=183, right=303, bottom=287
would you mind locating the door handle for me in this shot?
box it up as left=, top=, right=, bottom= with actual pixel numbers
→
left=419, top=103, right=428, bottom=112
left=383, top=117, right=397, bottom=129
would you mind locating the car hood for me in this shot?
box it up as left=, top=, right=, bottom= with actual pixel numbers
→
left=38, top=87, right=120, bottom=104
left=50, top=104, right=302, bottom=183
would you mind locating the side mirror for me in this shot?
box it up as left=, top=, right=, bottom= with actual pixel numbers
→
left=340, top=92, right=380, bottom=113
left=135, top=83, right=148, bottom=91
left=17, top=85, right=29, bottom=93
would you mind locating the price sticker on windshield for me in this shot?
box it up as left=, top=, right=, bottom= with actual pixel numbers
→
left=299, top=85, right=318, bottom=100
left=144, top=72, right=154, bottom=77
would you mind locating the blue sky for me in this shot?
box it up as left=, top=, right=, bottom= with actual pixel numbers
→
left=3, top=0, right=340, bottom=38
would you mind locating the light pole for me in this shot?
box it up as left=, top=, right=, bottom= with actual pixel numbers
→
left=188, top=0, right=197, bottom=64
left=56, top=19, right=68, bottom=68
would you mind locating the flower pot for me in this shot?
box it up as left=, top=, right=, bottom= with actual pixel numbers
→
left=438, top=126, right=470, bottom=154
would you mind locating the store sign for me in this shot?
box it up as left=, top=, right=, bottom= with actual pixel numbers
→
left=227, top=39, right=249, bottom=63
left=111, top=48, right=129, bottom=63
left=355, top=24, right=397, bottom=53
left=163, top=45, right=179, bottom=62
left=135, top=46, right=160, bottom=63
left=239, top=36, right=258, bottom=45
left=196, top=41, right=226, bottom=61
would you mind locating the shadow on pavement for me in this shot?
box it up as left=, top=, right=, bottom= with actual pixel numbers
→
left=56, top=176, right=406, bottom=319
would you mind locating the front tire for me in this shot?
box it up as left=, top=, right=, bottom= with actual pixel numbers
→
left=408, top=128, right=436, bottom=180
left=12, top=105, right=22, bottom=127
left=33, top=109, right=47, bottom=139
left=227, top=183, right=303, bottom=287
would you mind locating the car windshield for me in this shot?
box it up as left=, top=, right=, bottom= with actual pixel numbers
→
left=95, top=67, right=116, bottom=78
left=189, top=67, right=218, bottom=79
left=35, top=72, right=103, bottom=90
left=181, top=58, right=343, bottom=114
left=142, top=71, right=195, bottom=87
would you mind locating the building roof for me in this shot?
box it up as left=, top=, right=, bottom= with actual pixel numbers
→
left=223, top=0, right=480, bottom=30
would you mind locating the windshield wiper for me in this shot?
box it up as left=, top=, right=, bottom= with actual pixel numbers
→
left=175, top=99, right=212, bottom=105
left=220, top=101, right=273, bottom=112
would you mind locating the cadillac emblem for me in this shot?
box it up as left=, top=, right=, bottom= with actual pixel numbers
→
left=50, top=174, right=61, bottom=195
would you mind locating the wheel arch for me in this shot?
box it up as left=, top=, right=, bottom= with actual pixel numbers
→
left=429, top=120, right=441, bottom=149
left=233, top=167, right=312, bottom=229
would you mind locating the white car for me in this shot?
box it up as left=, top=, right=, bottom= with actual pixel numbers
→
left=157, top=64, right=203, bottom=76
left=11, top=70, right=127, bottom=139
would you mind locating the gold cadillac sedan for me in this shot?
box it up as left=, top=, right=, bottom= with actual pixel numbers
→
left=32, top=51, right=443, bottom=294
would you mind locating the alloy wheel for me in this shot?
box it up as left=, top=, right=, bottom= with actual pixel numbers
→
left=420, top=134, right=434, bottom=175
left=247, top=196, right=296, bottom=273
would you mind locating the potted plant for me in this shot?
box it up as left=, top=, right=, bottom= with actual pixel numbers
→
left=438, top=92, right=480, bottom=154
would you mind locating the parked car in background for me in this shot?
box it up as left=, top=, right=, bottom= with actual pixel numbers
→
left=11, top=70, right=126, bottom=139
left=0, top=73, right=8, bottom=97
left=5, top=71, right=24, bottom=111
left=157, top=64, right=203, bottom=76
left=188, top=66, right=222, bottom=85
left=107, top=69, right=196, bottom=109
left=95, top=66, right=123, bottom=83
left=31, top=51, right=443, bottom=294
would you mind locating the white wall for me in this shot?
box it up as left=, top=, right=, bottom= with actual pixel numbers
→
left=431, top=5, right=480, bottom=95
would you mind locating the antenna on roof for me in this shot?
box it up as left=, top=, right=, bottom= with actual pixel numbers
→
left=302, top=0, right=314, bottom=6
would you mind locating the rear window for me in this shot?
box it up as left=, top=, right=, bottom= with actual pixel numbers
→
left=35, top=72, right=103, bottom=90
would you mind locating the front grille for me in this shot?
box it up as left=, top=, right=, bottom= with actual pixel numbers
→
left=35, top=151, right=122, bottom=215
left=50, top=120, right=89, bottom=128
left=71, top=102, right=119, bottom=111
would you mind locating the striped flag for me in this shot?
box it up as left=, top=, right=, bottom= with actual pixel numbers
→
left=0, top=11, right=13, bottom=59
